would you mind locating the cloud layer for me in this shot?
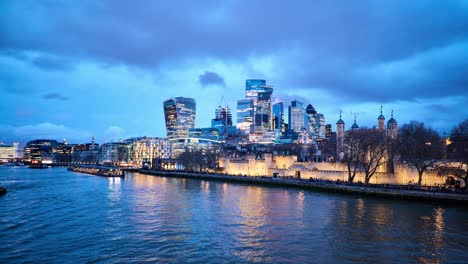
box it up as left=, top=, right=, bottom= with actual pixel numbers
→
left=0, top=1, right=467, bottom=143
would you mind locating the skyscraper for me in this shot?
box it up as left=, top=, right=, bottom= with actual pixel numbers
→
left=214, top=106, right=233, bottom=127
left=245, top=79, right=274, bottom=131
left=289, top=100, right=304, bottom=132
left=272, top=102, right=285, bottom=132
left=212, top=105, right=233, bottom=135
left=163, top=97, right=196, bottom=140
left=236, top=99, right=254, bottom=133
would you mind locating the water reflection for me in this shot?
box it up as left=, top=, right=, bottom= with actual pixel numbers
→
left=1, top=168, right=466, bottom=264
left=107, top=177, right=122, bottom=203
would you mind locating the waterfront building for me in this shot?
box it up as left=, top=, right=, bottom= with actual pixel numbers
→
left=0, top=143, right=19, bottom=161
left=52, top=143, right=75, bottom=165
left=121, top=137, right=172, bottom=167
left=289, top=100, right=305, bottom=132
left=163, top=97, right=196, bottom=140
left=236, top=99, right=254, bottom=134
left=99, top=142, right=126, bottom=166
left=72, top=150, right=99, bottom=165
left=23, top=140, right=60, bottom=164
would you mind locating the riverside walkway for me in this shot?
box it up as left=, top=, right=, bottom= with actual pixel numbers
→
left=139, top=170, right=468, bottom=205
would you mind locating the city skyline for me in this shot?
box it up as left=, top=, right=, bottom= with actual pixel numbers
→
left=1, top=1, right=468, bottom=144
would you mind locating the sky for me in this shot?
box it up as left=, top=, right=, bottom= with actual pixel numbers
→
left=1, top=0, right=468, bottom=144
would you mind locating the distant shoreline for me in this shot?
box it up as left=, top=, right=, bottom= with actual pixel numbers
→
left=138, top=170, right=468, bottom=206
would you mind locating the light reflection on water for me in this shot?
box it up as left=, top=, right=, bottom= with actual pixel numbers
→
left=0, top=167, right=467, bottom=263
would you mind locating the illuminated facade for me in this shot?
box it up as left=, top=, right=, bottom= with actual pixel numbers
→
left=163, top=97, right=196, bottom=140
left=272, top=102, right=285, bottom=132
left=0, top=143, right=19, bottom=161
left=212, top=106, right=233, bottom=135
left=99, top=142, right=126, bottom=166
left=236, top=99, right=254, bottom=133
left=23, top=140, right=59, bottom=163
left=289, top=100, right=305, bottom=132
left=122, top=137, right=172, bottom=167
left=236, top=79, right=274, bottom=133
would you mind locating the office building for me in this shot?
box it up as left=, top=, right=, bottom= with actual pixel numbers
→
left=163, top=97, right=196, bottom=140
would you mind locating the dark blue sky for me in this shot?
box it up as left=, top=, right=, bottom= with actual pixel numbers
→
left=1, top=0, right=467, bottom=144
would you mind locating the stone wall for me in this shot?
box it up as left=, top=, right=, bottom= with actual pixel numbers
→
left=220, top=155, right=453, bottom=186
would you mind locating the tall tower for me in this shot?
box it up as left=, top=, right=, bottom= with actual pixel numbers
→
left=163, top=97, right=196, bottom=140
left=245, top=79, right=274, bottom=131
left=272, top=102, right=285, bottom=132
left=387, top=110, right=398, bottom=139
left=336, top=111, right=345, bottom=158
left=289, top=100, right=305, bottom=132
left=378, top=105, right=385, bottom=131
left=236, top=99, right=254, bottom=133
left=306, top=104, right=317, bottom=137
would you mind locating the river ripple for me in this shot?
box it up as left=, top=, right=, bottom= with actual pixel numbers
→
left=0, top=167, right=467, bottom=263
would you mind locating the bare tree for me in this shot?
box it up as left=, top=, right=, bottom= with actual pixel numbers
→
left=342, top=130, right=364, bottom=184
left=342, top=129, right=387, bottom=184
left=177, top=149, right=219, bottom=173
left=399, top=121, right=444, bottom=187
left=445, top=119, right=468, bottom=191
left=359, top=129, right=387, bottom=185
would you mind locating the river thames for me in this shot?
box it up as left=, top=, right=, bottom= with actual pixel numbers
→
left=1, top=167, right=467, bottom=263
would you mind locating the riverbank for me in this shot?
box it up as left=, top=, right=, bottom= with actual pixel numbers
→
left=139, top=170, right=468, bottom=205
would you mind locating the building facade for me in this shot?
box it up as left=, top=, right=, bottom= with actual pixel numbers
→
left=289, top=100, right=305, bottom=132
left=163, top=97, right=196, bottom=140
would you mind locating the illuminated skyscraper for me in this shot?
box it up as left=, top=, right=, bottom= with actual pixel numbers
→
left=214, top=106, right=232, bottom=127
left=245, top=79, right=274, bottom=131
left=272, top=102, right=285, bottom=132
left=288, top=100, right=304, bottom=132
left=236, top=99, right=254, bottom=133
left=163, top=97, right=196, bottom=140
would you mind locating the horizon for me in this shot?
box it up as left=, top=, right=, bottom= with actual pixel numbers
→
left=1, top=1, right=467, bottom=144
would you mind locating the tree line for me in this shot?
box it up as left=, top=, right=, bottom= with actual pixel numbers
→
left=341, top=119, right=468, bottom=189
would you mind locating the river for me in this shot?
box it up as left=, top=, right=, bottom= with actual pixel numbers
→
left=1, top=167, right=467, bottom=263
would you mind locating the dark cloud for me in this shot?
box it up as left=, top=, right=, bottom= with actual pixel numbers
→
left=1, top=0, right=465, bottom=103
left=32, top=55, right=73, bottom=71
left=42, top=92, right=69, bottom=101
left=199, top=71, right=225, bottom=87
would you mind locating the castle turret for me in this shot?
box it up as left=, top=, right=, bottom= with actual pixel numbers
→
left=336, top=111, right=345, bottom=160
left=351, top=116, right=359, bottom=130
left=387, top=110, right=398, bottom=139
left=378, top=105, right=385, bottom=131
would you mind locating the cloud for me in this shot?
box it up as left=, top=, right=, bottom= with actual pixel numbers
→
left=104, top=126, right=126, bottom=142
left=0, top=122, right=92, bottom=143
left=32, top=55, right=73, bottom=71
left=42, top=92, right=69, bottom=101
left=199, top=71, right=225, bottom=87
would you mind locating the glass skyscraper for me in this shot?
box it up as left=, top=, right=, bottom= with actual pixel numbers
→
left=272, top=102, right=285, bottom=132
left=236, top=99, right=254, bottom=133
left=163, top=97, right=196, bottom=140
left=243, top=79, right=274, bottom=132
left=289, top=100, right=305, bottom=132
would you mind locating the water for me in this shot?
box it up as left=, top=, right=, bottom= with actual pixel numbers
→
left=0, top=167, right=467, bottom=263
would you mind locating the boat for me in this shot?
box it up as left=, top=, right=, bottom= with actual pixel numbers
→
left=29, top=160, right=48, bottom=169
left=68, top=165, right=125, bottom=178
left=0, top=186, right=6, bottom=196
